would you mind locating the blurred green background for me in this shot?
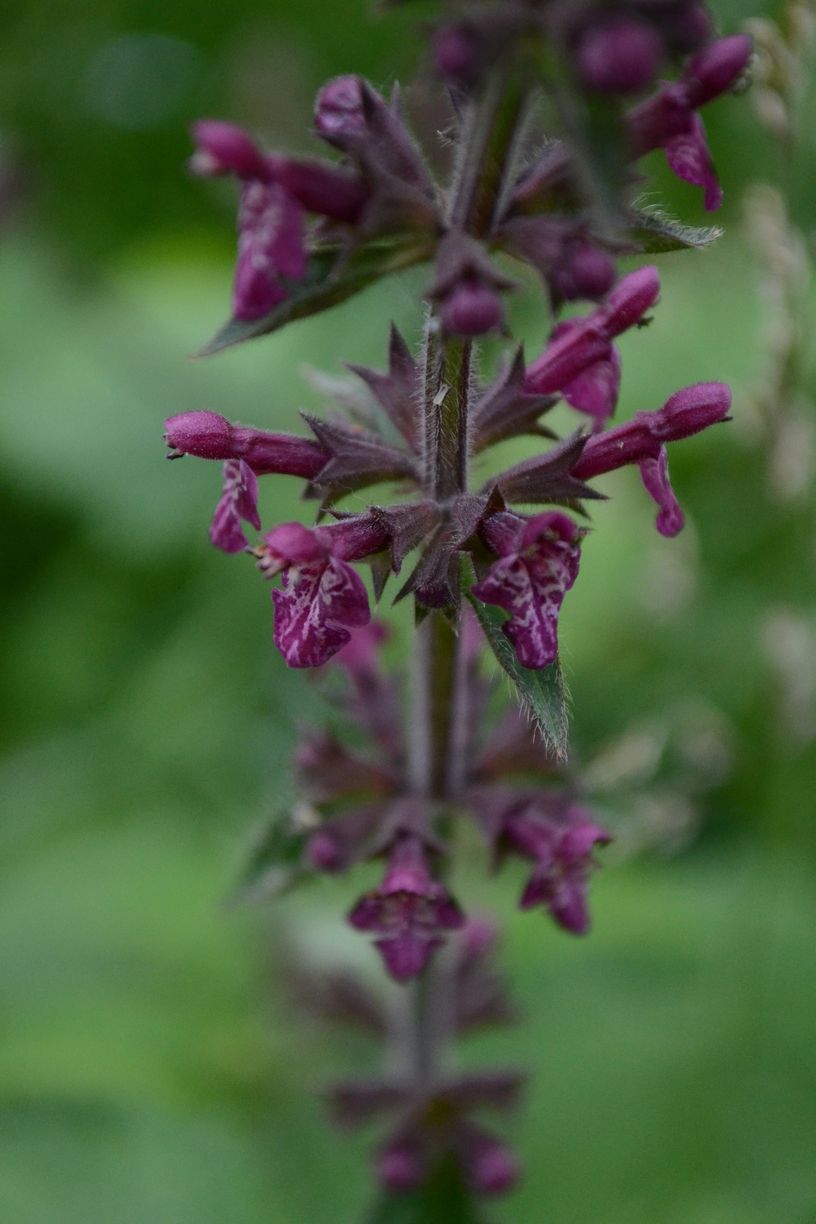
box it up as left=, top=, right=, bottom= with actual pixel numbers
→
left=2, top=2, right=815, bottom=1221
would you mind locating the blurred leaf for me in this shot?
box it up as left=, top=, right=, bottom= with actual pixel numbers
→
left=461, top=556, right=568, bottom=761
left=627, top=210, right=723, bottom=254
left=199, top=236, right=433, bottom=356
left=230, top=811, right=311, bottom=905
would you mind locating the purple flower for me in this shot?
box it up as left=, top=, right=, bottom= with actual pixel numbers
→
left=192, top=119, right=370, bottom=223
left=164, top=411, right=328, bottom=475
left=232, top=179, right=306, bottom=320
left=209, top=459, right=260, bottom=553
left=164, top=411, right=330, bottom=550
left=374, top=1117, right=519, bottom=1196
left=305, top=802, right=390, bottom=872
left=376, top=1133, right=425, bottom=1192
left=548, top=318, right=622, bottom=429
left=314, top=75, right=434, bottom=199
left=256, top=516, right=389, bottom=668
left=348, top=835, right=465, bottom=982
left=456, top=1124, right=520, bottom=1196
left=190, top=118, right=373, bottom=323
left=576, top=16, right=664, bottom=94
left=639, top=446, right=685, bottom=537
left=628, top=34, right=753, bottom=210
left=429, top=233, right=512, bottom=339
left=269, top=155, right=369, bottom=225
left=190, top=121, right=307, bottom=320
left=571, top=380, right=731, bottom=534
left=500, top=217, right=616, bottom=309
left=503, top=801, right=611, bottom=934
left=189, top=120, right=269, bottom=180
left=472, top=512, right=581, bottom=670
left=524, top=267, right=660, bottom=424
left=432, top=23, right=483, bottom=86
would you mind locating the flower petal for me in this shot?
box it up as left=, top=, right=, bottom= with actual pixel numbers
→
left=272, top=556, right=370, bottom=668
left=639, top=445, right=685, bottom=536
left=665, top=113, right=722, bottom=211
left=209, top=459, right=260, bottom=553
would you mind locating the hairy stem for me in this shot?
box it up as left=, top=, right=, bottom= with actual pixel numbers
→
left=449, top=73, right=528, bottom=237
left=406, top=73, right=529, bottom=1101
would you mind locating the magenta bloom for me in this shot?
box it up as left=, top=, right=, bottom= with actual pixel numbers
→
left=209, top=459, right=261, bottom=552
left=429, top=233, right=511, bottom=339
left=500, top=217, right=616, bottom=309
left=232, top=180, right=306, bottom=321
left=164, top=410, right=327, bottom=476
left=524, top=267, right=660, bottom=425
left=549, top=318, right=622, bottom=429
left=628, top=34, right=753, bottom=210
left=571, top=380, right=731, bottom=535
left=472, top=512, right=581, bottom=670
left=456, top=1124, right=520, bottom=1196
left=504, top=802, right=611, bottom=934
left=190, top=120, right=270, bottom=181
left=348, top=836, right=465, bottom=982
left=190, top=122, right=306, bottom=320
left=257, top=517, right=388, bottom=668
left=576, top=16, right=663, bottom=94
left=164, top=411, right=330, bottom=552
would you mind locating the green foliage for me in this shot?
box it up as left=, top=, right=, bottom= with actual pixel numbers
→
left=626, top=210, right=723, bottom=254
left=461, top=556, right=569, bottom=762
left=231, top=811, right=311, bottom=904
left=200, top=236, right=434, bottom=355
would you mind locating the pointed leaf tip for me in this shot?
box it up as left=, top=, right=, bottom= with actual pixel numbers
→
left=197, top=236, right=434, bottom=356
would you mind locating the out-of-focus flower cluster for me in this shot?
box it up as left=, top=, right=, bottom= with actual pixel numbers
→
left=286, top=913, right=523, bottom=1196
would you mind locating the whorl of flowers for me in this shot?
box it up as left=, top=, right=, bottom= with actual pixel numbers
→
left=165, top=1, right=751, bottom=1210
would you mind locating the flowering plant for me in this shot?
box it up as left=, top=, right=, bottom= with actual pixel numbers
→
left=165, top=3, right=752, bottom=1216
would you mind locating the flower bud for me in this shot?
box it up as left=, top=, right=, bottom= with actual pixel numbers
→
left=165, top=411, right=234, bottom=460
left=376, top=1136, right=424, bottom=1192
left=577, top=18, right=664, bottom=94
left=433, top=23, right=482, bottom=85
left=552, top=241, right=616, bottom=303
left=650, top=381, right=732, bottom=439
left=314, top=75, right=368, bottom=145
left=600, top=265, right=660, bottom=337
left=440, top=277, right=505, bottom=337
left=685, top=34, right=754, bottom=108
left=307, top=829, right=344, bottom=872
left=460, top=1128, right=520, bottom=1196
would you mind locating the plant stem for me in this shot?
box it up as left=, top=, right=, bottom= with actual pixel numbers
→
left=406, top=72, right=529, bottom=1099
left=449, top=72, right=528, bottom=238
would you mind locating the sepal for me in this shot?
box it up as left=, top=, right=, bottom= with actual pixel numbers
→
left=347, top=325, right=421, bottom=449
left=471, top=346, right=557, bottom=453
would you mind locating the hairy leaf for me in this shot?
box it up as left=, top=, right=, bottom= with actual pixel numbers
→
left=462, top=555, right=569, bottom=761
left=627, top=209, right=723, bottom=254
left=199, top=235, right=433, bottom=356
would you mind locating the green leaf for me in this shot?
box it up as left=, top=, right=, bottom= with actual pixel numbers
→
left=461, top=555, right=569, bottom=762
left=627, top=209, right=723, bottom=254
left=198, top=235, right=433, bottom=356
left=229, top=810, right=311, bottom=905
